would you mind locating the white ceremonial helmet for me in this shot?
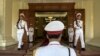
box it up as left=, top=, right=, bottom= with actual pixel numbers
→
left=45, top=21, right=64, bottom=35
left=20, top=13, right=25, bottom=17
left=76, top=13, right=82, bottom=17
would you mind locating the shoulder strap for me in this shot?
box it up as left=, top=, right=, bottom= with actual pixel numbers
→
left=68, top=48, right=70, bottom=56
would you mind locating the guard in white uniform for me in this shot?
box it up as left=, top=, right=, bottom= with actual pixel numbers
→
left=28, top=24, right=34, bottom=43
left=16, top=13, right=28, bottom=50
left=33, top=21, right=77, bottom=56
left=74, top=13, right=85, bottom=51
left=68, top=24, right=74, bottom=47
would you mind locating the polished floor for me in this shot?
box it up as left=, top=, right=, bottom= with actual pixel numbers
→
left=0, top=39, right=100, bottom=56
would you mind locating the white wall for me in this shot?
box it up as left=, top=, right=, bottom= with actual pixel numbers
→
left=0, top=0, right=6, bottom=46
left=12, top=0, right=20, bottom=42
left=0, top=0, right=17, bottom=47
left=88, top=0, right=100, bottom=47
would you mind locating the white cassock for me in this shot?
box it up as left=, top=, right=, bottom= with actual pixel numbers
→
left=33, top=41, right=76, bottom=56
left=28, top=27, right=34, bottom=42
left=17, top=20, right=28, bottom=48
left=68, top=27, right=74, bottom=42
left=74, top=20, right=85, bottom=48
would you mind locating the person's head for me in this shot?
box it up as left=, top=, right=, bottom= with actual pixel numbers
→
left=30, top=24, right=33, bottom=27
left=19, top=13, right=25, bottom=20
left=76, top=13, right=82, bottom=20
left=69, top=24, right=73, bottom=28
left=44, top=21, right=64, bottom=41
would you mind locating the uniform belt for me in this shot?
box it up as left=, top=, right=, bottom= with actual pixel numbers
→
left=18, top=27, right=24, bottom=29
left=76, top=28, right=82, bottom=30
left=18, top=28, right=24, bottom=29
left=29, top=31, right=33, bottom=32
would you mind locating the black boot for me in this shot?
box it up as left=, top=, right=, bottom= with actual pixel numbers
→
left=73, top=46, right=76, bottom=49
left=81, top=48, right=86, bottom=51
left=17, top=48, right=21, bottom=50
left=21, top=45, right=24, bottom=48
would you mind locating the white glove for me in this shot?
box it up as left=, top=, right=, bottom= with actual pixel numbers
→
left=26, top=32, right=29, bottom=36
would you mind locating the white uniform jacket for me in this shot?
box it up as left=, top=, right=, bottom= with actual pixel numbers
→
left=68, top=27, right=74, bottom=36
left=33, top=41, right=76, bottom=56
left=17, top=20, right=28, bottom=35
left=74, top=20, right=83, bottom=30
left=29, top=27, right=34, bottom=35
left=68, top=27, right=74, bottom=42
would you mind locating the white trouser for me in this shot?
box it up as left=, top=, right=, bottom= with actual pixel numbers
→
left=28, top=32, right=33, bottom=42
left=74, top=29, right=85, bottom=48
left=68, top=33, right=74, bottom=42
left=17, top=29, right=24, bottom=48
